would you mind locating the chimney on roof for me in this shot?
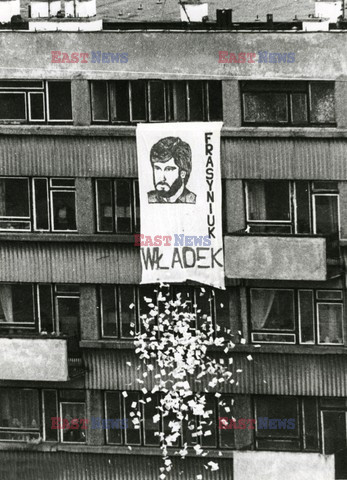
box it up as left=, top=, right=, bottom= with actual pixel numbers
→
left=179, top=0, right=208, bottom=22
left=315, top=0, right=342, bottom=21
left=0, top=0, right=21, bottom=22
left=216, top=9, right=232, bottom=28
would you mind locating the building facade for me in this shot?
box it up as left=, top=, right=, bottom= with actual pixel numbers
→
left=0, top=2, right=347, bottom=478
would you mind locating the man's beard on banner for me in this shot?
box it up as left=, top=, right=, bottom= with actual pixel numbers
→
left=154, top=176, right=183, bottom=198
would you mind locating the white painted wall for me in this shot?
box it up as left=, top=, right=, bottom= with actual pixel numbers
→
left=0, top=338, right=68, bottom=381
left=234, top=451, right=335, bottom=480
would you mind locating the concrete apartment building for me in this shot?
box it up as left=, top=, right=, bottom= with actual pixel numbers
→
left=0, top=0, right=346, bottom=478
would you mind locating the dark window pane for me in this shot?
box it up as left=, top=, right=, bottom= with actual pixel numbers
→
left=310, top=82, right=335, bottom=124
left=149, top=81, right=165, bottom=121
left=119, top=286, right=136, bottom=338
left=51, top=179, right=75, bottom=188
left=0, top=81, right=43, bottom=89
left=43, top=390, right=58, bottom=441
left=314, top=195, right=339, bottom=236
left=322, top=411, right=347, bottom=454
left=96, top=180, right=114, bottom=232
left=243, top=92, right=288, bottom=123
left=215, top=289, right=231, bottom=335
left=196, top=287, right=213, bottom=331
left=29, top=93, right=45, bottom=121
left=52, top=191, right=76, bottom=231
left=295, top=181, right=311, bottom=234
left=139, top=285, right=157, bottom=334
left=312, top=181, right=338, bottom=192
left=208, top=81, right=223, bottom=121
left=298, top=290, right=314, bottom=344
left=143, top=393, right=160, bottom=445
left=0, top=389, right=40, bottom=441
left=201, top=395, right=217, bottom=448
left=91, top=81, right=109, bottom=121
left=188, top=81, right=204, bottom=121
left=134, top=180, right=140, bottom=233
left=252, top=333, right=296, bottom=343
left=317, top=290, right=342, bottom=301
left=105, top=392, right=122, bottom=444
left=0, top=285, right=34, bottom=324
left=247, top=181, right=290, bottom=221
left=247, top=225, right=292, bottom=234
left=218, top=396, right=235, bottom=448
left=0, top=93, right=26, bottom=120
left=303, top=398, right=319, bottom=451
left=115, top=179, right=132, bottom=233
left=318, top=303, right=343, bottom=344
left=61, top=402, right=86, bottom=443
left=255, top=396, right=299, bottom=438
left=0, top=178, right=29, bottom=218
left=251, top=290, right=295, bottom=331
left=130, top=81, right=146, bottom=121
left=34, top=179, right=49, bottom=230
left=101, top=286, right=117, bottom=337
left=168, top=81, right=187, bottom=122
left=124, top=392, right=141, bottom=444
left=110, top=81, right=130, bottom=122
left=39, top=284, right=54, bottom=333
left=290, top=93, right=308, bottom=124
left=48, top=81, right=72, bottom=121
left=57, top=297, right=80, bottom=354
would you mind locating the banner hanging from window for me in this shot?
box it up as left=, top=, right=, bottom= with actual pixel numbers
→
left=136, top=122, right=225, bottom=289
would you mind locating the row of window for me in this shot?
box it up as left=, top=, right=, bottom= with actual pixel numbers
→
left=0, top=80, right=337, bottom=126
left=0, top=283, right=344, bottom=347
left=0, top=177, right=341, bottom=239
left=0, top=388, right=345, bottom=458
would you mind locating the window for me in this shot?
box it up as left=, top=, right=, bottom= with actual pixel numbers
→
left=95, top=179, right=139, bottom=233
left=241, top=81, right=336, bottom=126
left=90, top=80, right=223, bottom=124
left=0, top=388, right=40, bottom=441
left=105, top=391, right=229, bottom=449
left=0, top=284, right=80, bottom=350
left=245, top=180, right=339, bottom=240
left=250, top=288, right=343, bottom=345
left=254, top=396, right=320, bottom=452
left=0, top=81, right=72, bottom=124
left=43, top=390, right=86, bottom=443
left=33, top=178, right=77, bottom=232
left=0, top=177, right=77, bottom=233
left=100, top=285, right=233, bottom=340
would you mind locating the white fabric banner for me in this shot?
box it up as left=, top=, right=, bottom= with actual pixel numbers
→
left=136, top=122, right=224, bottom=289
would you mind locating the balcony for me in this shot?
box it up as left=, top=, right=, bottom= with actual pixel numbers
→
left=224, top=234, right=328, bottom=281
left=0, top=337, right=68, bottom=381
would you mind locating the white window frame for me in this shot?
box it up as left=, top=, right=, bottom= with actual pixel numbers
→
left=0, top=176, right=31, bottom=231
left=0, top=283, right=35, bottom=327
left=33, top=178, right=50, bottom=232
left=104, top=391, right=123, bottom=445
left=91, top=81, right=109, bottom=123
left=100, top=286, right=118, bottom=339
left=28, top=92, right=45, bottom=123
left=317, top=301, right=344, bottom=346
left=59, top=401, right=86, bottom=444
left=50, top=187, right=77, bottom=232
left=148, top=81, right=166, bottom=122
left=0, top=91, right=27, bottom=122
left=312, top=193, right=340, bottom=238
left=298, top=289, right=315, bottom=345
left=245, top=181, right=293, bottom=225
left=46, top=81, right=73, bottom=123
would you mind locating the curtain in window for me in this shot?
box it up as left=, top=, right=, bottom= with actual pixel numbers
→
left=0, top=180, right=6, bottom=217
left=318, top=303, right=343, bottom=344
left=248, top=182, right=267, bottom=220
left=0, top=389, right=39, bottom=429
left=0, top=285, right=13, bottom=323
left=251, top=290, right=276, bottom=330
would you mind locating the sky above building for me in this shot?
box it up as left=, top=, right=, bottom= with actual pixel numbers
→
left=18, top=0, right=318, bottom=22
left=97, top=0, right=315, bottom=22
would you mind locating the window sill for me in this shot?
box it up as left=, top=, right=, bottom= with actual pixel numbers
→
left=0, top=441, right=234, bottom=457
left=0, top=233, right=135, bottom=243
left=1, top=124, right=347, bottom=139
left=79, top=340, right=347, bottom=355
